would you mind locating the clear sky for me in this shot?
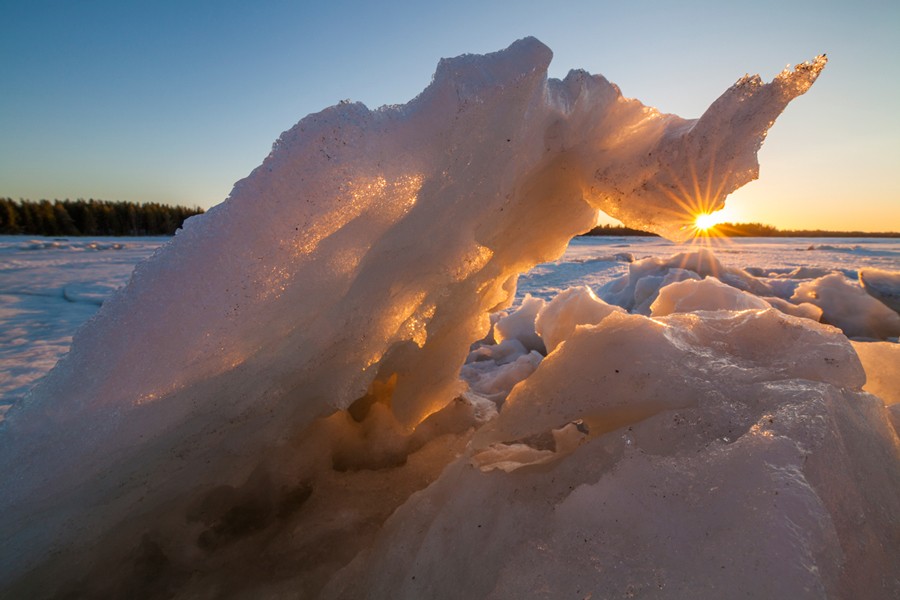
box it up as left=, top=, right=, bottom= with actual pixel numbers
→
left=2, top=0, right=898, bottom=231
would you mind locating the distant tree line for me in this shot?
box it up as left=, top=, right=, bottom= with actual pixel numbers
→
left=584, top=222, right=899, bottom=238
left=709, top=222, right=900, bottom=238
left=0, top=198, right=204, bottom=236
left=583, top=224, right=660, bottom=236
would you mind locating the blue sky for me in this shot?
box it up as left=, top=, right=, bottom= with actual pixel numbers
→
left=2, top=0, right=898, bottom=230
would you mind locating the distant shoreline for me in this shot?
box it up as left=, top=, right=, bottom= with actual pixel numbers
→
left=583, top=223, right=900, bottom=239
left=1, top=198, right=204, bottom=237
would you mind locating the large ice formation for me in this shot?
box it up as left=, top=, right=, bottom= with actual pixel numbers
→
left=3, top=37, right=897, bottom=600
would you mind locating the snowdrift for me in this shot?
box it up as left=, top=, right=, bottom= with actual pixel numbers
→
left=3, top=37, right=898, bottom=599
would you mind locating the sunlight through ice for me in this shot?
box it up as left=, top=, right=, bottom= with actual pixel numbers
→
left=694, top=212, right=721, bottom=231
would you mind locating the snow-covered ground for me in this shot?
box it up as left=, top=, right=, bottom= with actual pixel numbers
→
left=0, top=236, right=167, bottom=412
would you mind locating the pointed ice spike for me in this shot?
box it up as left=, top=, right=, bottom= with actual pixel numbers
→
left=584, top=56, right=827, bottom=241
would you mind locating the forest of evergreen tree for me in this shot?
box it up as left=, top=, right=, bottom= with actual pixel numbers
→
left=583, top=222, right=900, bottom=238
left=0, top=198, right=204, bottom=236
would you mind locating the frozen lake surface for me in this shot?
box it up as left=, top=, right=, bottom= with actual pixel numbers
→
left=1, top=234, right=897, bottom=411
left=0, top=236, right=168, bottom=411
left=520, top=235, right=900, bottom=299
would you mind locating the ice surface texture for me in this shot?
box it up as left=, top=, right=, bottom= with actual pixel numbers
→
left=331, top=307, right=898, bottom=600
left=4, top=37, right=887, bottom=600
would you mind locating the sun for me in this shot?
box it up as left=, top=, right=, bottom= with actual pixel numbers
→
left=694, top=212, right=720, bottom=232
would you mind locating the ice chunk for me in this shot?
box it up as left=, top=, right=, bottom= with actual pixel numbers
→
left=860, top=268, right=900, bottom=313
left=474, top=311, right=693, bottom=452
left=327, top=309, right=899, bottom=600
left=460, top=343, right=543, bottom=405
left=62, top=282, right=115, bottom=306
left=764, top=276, right=804, bottom=299
left=792, top=273, right=900, bottom=339
left=472, top=421, right=589, bottom=473
left=464, top=286, right=626, bottom=404
left=534, top=285, right=622, bottom=353
left=493, top=294, right=546, bottom=354
left=772, top=266, right=836, bottom=279
left=649, top=276, right=771, bottom=316
left=762, top=295, right=824, bottom=321
left=475, top=308, right=864, bottom=450
left=598, top=248, right=772, bottom=313
left=465, top=337, right=528, bottom=365
left=633, top=267, right=701, bottom=314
